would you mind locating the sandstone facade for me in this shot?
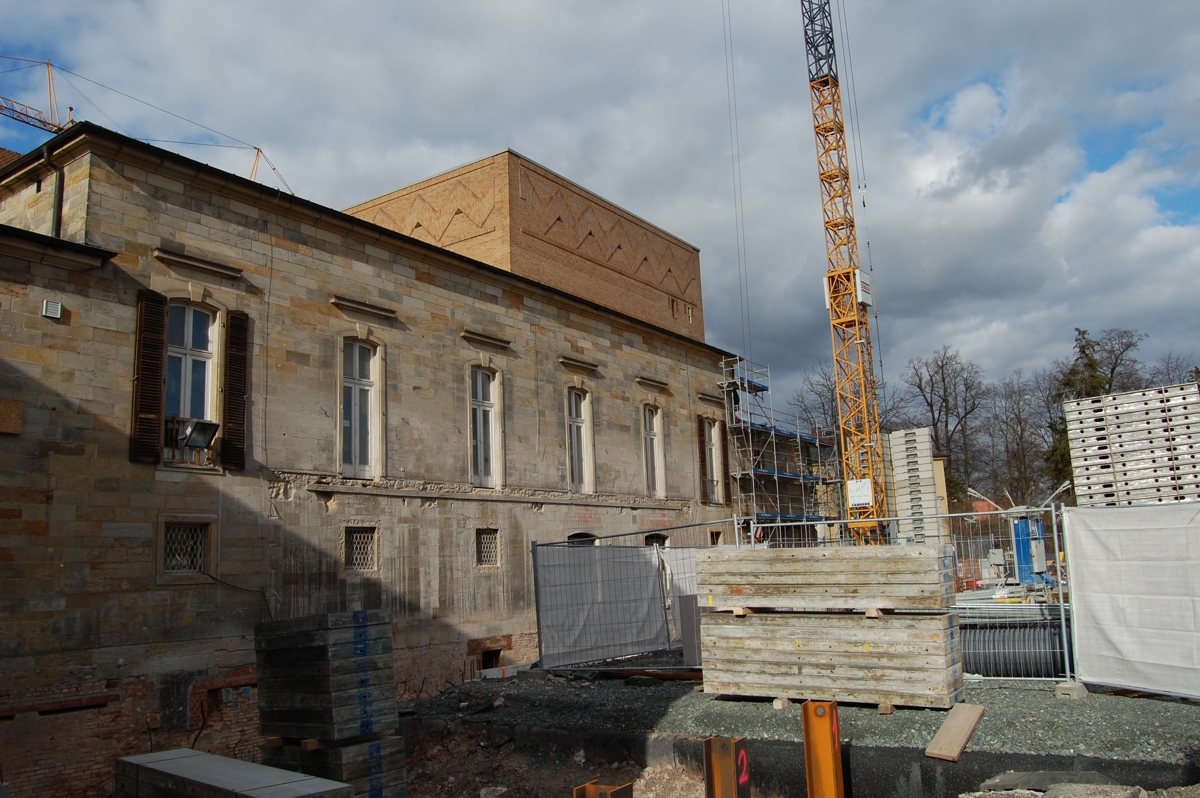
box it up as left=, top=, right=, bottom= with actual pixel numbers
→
left=0, top=123, right=730, bottom=797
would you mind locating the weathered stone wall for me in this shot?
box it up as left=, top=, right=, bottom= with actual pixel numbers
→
left=0, top=126, right=729, bottom=796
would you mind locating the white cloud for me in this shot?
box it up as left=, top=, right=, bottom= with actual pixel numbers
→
left=2, top=0, right=1198, bottom=399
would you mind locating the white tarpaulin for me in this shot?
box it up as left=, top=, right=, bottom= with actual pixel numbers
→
left=1063, top=503, right=1200, bottom=698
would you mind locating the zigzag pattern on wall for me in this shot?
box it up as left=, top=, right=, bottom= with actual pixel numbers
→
left=518, top=168, right=698, bottom=300
left=372, top=178, right=495, bottom=243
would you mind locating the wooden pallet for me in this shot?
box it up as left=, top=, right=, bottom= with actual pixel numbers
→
left=700, top=611, right=963, bottom=709
left=696, top=545, right=954, bottom=611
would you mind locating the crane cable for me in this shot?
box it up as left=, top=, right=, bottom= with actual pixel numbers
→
left=831, top=0, right=886, bottom=378
left=721, top=0, right=753, bottom=362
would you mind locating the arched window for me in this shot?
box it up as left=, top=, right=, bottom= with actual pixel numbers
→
left=566, top=532, right=598, bottom=546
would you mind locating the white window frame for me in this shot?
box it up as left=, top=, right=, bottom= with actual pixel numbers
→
left=164, top=302, right=218, bottom=466
left=340, top=338, right=383, bottom=480
left=469, top=366, right=504, bottom=487
left=565, top=387, right=595, bottom=493
left=703, top=417, right=722, bottom=504
left=643, top=404, right=666, bottom=498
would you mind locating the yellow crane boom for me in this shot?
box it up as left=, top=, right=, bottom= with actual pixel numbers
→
left=801, top=0, right=887, bottom=540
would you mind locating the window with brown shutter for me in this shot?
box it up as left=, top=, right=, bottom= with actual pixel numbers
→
left=129, top=289, right=168, bottom=464
left=221, top=311, right=249, bottom=470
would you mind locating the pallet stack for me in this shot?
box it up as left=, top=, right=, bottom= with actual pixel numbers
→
left=1064, top=381, right=1200, bottom=506
left=256, top=611, right=405, bottom=798
left=885, top=427, right=940, bottom=544
left=696, top=545, right=963, bottom=709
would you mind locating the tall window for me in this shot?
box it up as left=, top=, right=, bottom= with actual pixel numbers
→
left=643, top=405, right=663, bottom=497
left=164, top=304, right=214, bottom=464
left=471, top=367, right=496, bottom=487
left=130, top=290, right=248, bottom=470
left=567, top=388, right=591, bottom=493
left=342, top=341, right=375, bottom=478
left=701, top=418, right=720, bottom=503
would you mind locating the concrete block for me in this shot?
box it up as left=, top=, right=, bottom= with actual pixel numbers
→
left=1055, top=681, right=1088, bottom=700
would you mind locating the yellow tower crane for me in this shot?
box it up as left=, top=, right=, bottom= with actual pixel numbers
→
left=801, top=0, right=887, bottom=542
left=0, top=58, right=67, bottom=133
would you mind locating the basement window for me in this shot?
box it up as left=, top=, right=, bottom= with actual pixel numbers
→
left=164, top=523, right=208, bottom=574
left=345, top=527, right=379, bottom=572
left=481, top=649, right=502, bottom=670
left=476, top=528, right=499, bottom=567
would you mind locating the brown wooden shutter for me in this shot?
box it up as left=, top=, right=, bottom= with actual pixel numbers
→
left=720, top=421, right=731, bottom=506
left=697, top=416, right=710, bottom=504
left=221, top=310, right=250, bottom=471
left=129, top=289, right=168, bottom=464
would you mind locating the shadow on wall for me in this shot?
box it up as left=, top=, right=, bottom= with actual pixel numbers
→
left=0, top=260, right=463, bottom=797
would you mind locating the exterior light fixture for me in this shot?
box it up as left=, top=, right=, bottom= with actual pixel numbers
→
left=179, top=420, right=220, bottom=448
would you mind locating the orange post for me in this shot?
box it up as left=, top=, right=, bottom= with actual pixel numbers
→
left=572, top=781, right=633, bottom=798
left=802, top=700, right=845, bottom=798
left=703, top=735, right=751, bottom=798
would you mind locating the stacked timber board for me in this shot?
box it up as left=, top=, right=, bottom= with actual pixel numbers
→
left=115, top=749, right=352, bottom=798
left=696, top=544, right=954, bottom=611
left=696, top=545, right=963, bottom=709
left=1064, top=382, right=1200, bottom=506
left=256, top=611, right=403, bottom=798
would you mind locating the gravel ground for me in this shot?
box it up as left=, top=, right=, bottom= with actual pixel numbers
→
left=407, top=675, right=1200, bottom=765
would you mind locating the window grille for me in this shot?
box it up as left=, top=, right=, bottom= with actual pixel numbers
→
left=345, top=527, right=378, bottom=571
left=163, top=523, right=208, bottom=574
left=476, top=528, right=499, bottom=567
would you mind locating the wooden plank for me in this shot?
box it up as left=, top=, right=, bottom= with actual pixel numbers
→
left=925, top=703, right=985, bottom=761
left=257, top=684, right=398, bottom=711
left=696, top=546, right=954, bottom=611
left=256, top=611, right=392, bottom=637
left=255, top=623, right=394, bottom=651
left=256, top=653, right=394, bottom=681
left=700, top=612, right=963, bottom=710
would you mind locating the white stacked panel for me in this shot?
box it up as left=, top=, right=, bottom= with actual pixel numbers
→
left=887, top=428, right=938, bottom=543
left=1065, top=382, right=1200, bottom=507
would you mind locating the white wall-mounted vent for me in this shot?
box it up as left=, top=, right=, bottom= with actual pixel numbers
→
left=42, top=300, right=62, bottom=319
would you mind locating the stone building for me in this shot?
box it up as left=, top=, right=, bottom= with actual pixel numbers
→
left=0, top=122, right=731, bottom=796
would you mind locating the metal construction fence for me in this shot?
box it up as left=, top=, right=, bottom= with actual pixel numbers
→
left=531, top=509, right=1073, bottom=679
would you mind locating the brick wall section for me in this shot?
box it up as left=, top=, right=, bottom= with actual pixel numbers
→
left=0, top=125, right=732, bottom=796
left=344, top=150, right=705, bottom=341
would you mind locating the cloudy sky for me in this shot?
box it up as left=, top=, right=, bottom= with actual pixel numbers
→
left=3, top=1, right=1198, bottom=399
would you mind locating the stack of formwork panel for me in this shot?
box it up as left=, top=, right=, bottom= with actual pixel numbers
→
left=1065, top=382, right=1200, bottom=507
left=886, top=428, right=939, bottom=543
left=696, top=545, right=963, bottom=709
left=256, top=611, right=404, bottom=798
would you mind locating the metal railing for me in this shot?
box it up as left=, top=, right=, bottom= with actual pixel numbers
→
left=531, top=509, right=1072, bottom=680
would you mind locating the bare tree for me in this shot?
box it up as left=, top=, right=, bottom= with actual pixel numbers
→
left=901, top=346, right=990, bottom=499
left=1147, top=350, right=1200, bottom=387
left=1092, top=328, right=1149, bottom=394
left=979, top=369, right=1051, bottom=505
left=789, top=362, right=909, bottom=437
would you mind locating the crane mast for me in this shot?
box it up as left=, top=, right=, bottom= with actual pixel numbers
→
left=801, top=0, right=887, bottom=540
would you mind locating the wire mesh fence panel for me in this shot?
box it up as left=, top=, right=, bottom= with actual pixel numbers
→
left=533, top=544, right=672, bottom=668
left=531, top=510, right=1073, bottom=678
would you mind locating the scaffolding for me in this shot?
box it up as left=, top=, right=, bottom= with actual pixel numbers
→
left=720, top=357, right=841, bottom=545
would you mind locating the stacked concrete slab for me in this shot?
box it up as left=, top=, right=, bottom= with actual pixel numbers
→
left=886, top=428, right=939, bottom=543
left=256, top=611, right=404, bottom=798
left=696, top=545, right=963, bottom=709
left=115, top=749, right=351, bottom=798
left=1065, top=382, right=1200, bottom=506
